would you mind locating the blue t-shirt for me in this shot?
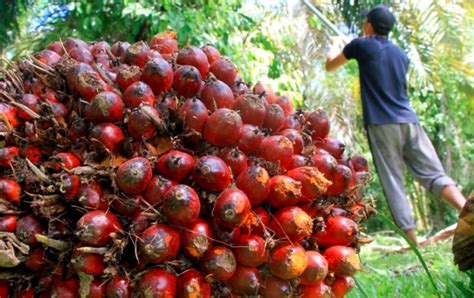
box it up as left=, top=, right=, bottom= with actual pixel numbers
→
left=343, top=36, right=419, bottom=125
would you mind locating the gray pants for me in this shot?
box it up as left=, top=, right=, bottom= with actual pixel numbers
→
left=367, top=123, right=455, bottom=230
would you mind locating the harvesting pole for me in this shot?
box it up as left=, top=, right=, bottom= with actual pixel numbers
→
left=302, top=0, right=351, bottom=44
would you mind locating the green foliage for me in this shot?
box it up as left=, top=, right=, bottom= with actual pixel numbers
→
left=349, top=240, right=473, bottom=298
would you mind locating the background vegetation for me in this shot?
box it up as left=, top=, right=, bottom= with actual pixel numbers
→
left=1, top=1, right=473, bottom=295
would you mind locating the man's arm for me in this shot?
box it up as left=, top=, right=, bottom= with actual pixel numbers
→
left=325, top=37, right=349, bottom=72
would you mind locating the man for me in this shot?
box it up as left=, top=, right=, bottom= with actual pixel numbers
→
left=325, top=4, right=466, bottom=245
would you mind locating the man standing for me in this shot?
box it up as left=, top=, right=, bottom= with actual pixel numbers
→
left=325, top=4, right=466, bottom=245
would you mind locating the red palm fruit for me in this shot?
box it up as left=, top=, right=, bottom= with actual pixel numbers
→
left=142, top=224, right=180, bottom=264
left=267, top=175, right=302, bottom=208
left=0, top=146, right=19, bottom=167
left=115, top=157, right=152, bottom=194
left=180, top=218, right=213, bottom=258
left=173, top=65, right=202, bottom=98
left=20, top=145, right=41, bottom=164
left=233, top=94, right=266, bottom=127
left=25, top=246, right=46, bottom=271
left=234, top=234, right=267, bottom=267
left=142, top=57, right=173, bottom=94
left=17, top=94, right=40, bottom=121
left=163, top=184, right=201, bottom=227
left=228, top=265, right=262, bottom=296
left=157, top=150, right=195, bottom=182
left=270, top=206, right=312, bottom=241
left=124, top=41, right=150, bottom=67
left=51, top=278, right=79, bottom=298
left=201, top=77, right=234, bottom=112
left=193, top=156, right=232, bottom=192
left=209, top=58, right=237, bottom=87
left=214, top=189, right=251, bottom=228
left=177, top=269, right=211, bottom=298
left=143, top=175, right=176, bottom=206
left=50, top=152, right=81, bottom=171
left=16, top=215, right=43, bottom=245
left=91, top=41, right=110, bottom=56
left=127, top=105, right=164, bottom=140
left=0, top=280, right=9, bottom=297
left=264, top=104, right=285, bottom=132
left=202, top=44, right=221, bottom=65
left=61, top=174, right=80, bottom=199
left=130, top=211, right=151, bottom=235
left=300, top=251, right=329, bottom=285
left=306, top=110, right=330, bottom=141
left=231, top=76, right=249, bottom=97
left=68, top=115, right=88, bottom=141
left=313, top=216, right=358, bottom=247
left=85, top=91, right=124, bottom=123
left=75, top=70, right=112, bottom=101
left=210, top=218, right=241, bottom=243
left=17, top=288, right=35, bottom=298
left=76, top=210, right=122, bottom=246
left=111, top=41, right=131, bottom=61
left=0, top=103, right=18, bottom=127
left=35, top=49, right=61, bottom=66
left=253, top=81, right=277, bottom=104
left=326, top=165, right=352, bottom=196
left=48, top=101, right=69, bottom=119
left=95, top=53, right=111, bottom=68
left=150, top=31, right=178, bottom=55
left=324, top=246, right=361, bottom=277
left=286, top=154, right=311, bottom=171
left=260, top=275, right=293, bottom=297
left=47, top=41, right=65, bottom=55
left=279, top=128, right=304, bottom=154
left=311, top=153, right=338, bottom=180
left=138, top=269, right=177, bottom=298
left=237, top=124, right=265, bottom=155
left=274, top=95, right=294, bottom=115
left=269, top=243, right=308, bottom=280
left=90, top=123, right=124, bottom=152
left=287, top=167, right=331, bottom=199
left=219, top=147, right=247, bottom=177
left=116, top=65, right=142, bottom=90
left=319, top=137, right=345, bottom=159
left=87, top=279, right=107, bottom=298
left=282, top=112, right=304, bottom=130
left=349, top=155, right=369, bottom=172
left=178, top=98, right=208, bottom=142
left=160, top=93, right=179, bottom=110
left=200, top=246, right=237, bottom=281
left=123, top=81, right=154, bottom=108
left=64, top=37, right=89, bottom=51
left=203, top=108, right=242, bottom=146
left=107, top=276, right=132, bottom=298
left=177, top=46, right=209, bottom=78
left=236, top=165, right=270, bottom=206
left=331, top=276, right=355, bottom=298
left=68, top=47, right=93, bottom=64
left=0, top=215, right=17, bottom=232
left=300, top=283, right=333, bottom=298
left=113, top=195, right=142, bottom=216
left=257, top=135, right=294, bottom=168
left=72, top=246, right=106, bottom=276
left=241, top=207, right=269, bottom=236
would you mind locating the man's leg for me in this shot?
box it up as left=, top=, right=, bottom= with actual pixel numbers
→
left=402, top=124, right=466, bottom=212
left=367, top=124, right=418, bottom=243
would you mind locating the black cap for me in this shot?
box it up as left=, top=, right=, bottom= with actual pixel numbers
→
left=361, top=4, right=395, bottom=35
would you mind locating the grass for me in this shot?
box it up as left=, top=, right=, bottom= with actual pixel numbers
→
left=347, top=236, right=474, bottom=298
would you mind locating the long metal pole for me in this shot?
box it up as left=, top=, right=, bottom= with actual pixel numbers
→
left=302, top=0, right=351, bottom=44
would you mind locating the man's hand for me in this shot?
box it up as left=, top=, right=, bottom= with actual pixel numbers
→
left=325, top=36, right=349, bottom=72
